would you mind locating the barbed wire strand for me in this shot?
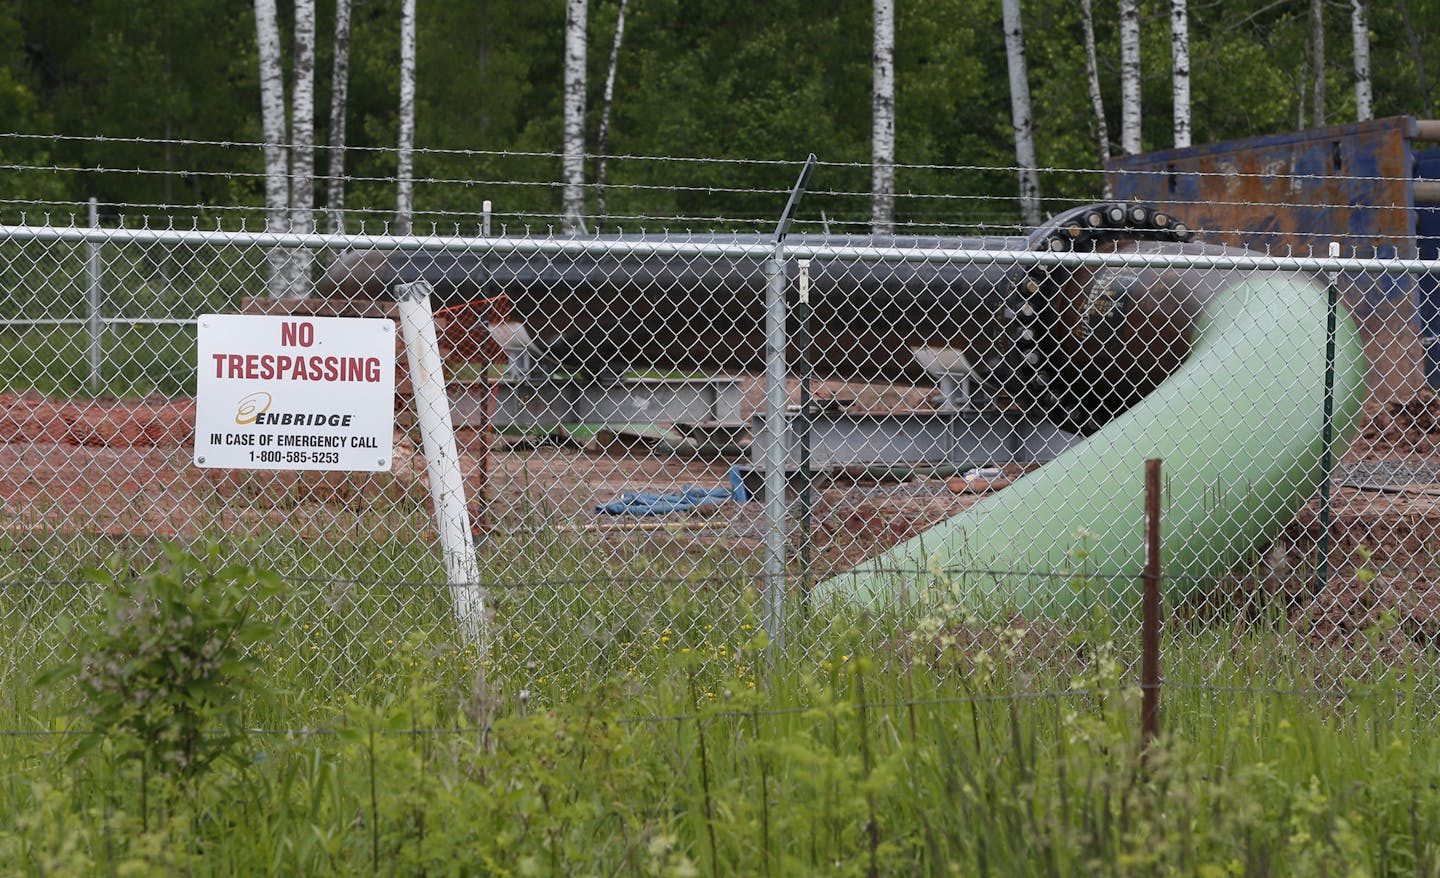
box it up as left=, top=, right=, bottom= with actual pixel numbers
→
left=1, top=156, right=1430, bottom=209
left=0, top=131, right=1430, bottom=188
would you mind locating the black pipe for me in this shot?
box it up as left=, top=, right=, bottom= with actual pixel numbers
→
left=317, top=204, right=1202, bottom=432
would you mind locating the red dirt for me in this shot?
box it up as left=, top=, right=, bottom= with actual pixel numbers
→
left=0, top=391, right=428, bottom=539
left=1352, top=391, right=1440, bottom=460
left=0, top=391, right=195, bottom=448
left=4, top=388, right=1440, bottom=631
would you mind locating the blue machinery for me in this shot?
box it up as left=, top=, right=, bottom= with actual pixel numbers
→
left=1110, top=114, right=1440, bottom=393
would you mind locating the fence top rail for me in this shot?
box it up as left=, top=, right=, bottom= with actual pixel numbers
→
left=2, top=222, right=1439, bottom=276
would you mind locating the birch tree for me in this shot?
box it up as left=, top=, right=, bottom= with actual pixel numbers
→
left=1001, top=0, right=1041, bottom=228
left=1351, top=0, right=1371, bottom=121
left=327, top=0, right=352, bottom=233
left=561, top=0, right=588, bottom=234
left=1310, top=0, right=1326, bottom=127
left=253, top=0, right=290, bottom=296
left=1171, top=0, right=1191, bottom=148
left=1120, top=0, right=1142, bottom=155
left=595, top=0, right=628, bottom=233
left=396, top=0, right=416, bottom=235
left=289, top=0, right=316, bottom=290
left=1080, top=0, right=1111, bottom=195
left=871, top=0, right=896, bottom=235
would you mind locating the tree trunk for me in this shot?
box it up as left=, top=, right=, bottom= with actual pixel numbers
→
left=253, top=0, right=290, bottom=297
left=595, top=0, right=628, bottom=234
left=290, top=0, right=316, bottom=293
left=1120, top=0, right=1142, bottom=155
left=1350, top=0, right=1371, bottom=121
left=1310, top=0, right=1326, bottom=127
left=871, top=0, right=896, bottom=235
left=1297, top=40, right=1309, bottom=129
left=1080, top=0, right=1111, bottom=196
left=561, top=0, right=588, bottom=234
left=1398, top=0, right=1431, bottom=117
left=1171, top=0, right=1191, bottom=149
left=328, top=0, right=353, bottom=233
left=162, top=19, right=175, bottom=208
left=1002, top=0, right=1041, bottom=228
left=396, top=0, right=416, bottom=235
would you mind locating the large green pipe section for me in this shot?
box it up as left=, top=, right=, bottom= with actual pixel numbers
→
left=815, top=273, right=1368, bottom=618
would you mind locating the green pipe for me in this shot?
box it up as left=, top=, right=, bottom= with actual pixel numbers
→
left=814, top=274, right=1368, bottom=618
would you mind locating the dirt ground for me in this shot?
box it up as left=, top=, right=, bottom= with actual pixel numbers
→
left=5, top=384, right=1440, bottom=646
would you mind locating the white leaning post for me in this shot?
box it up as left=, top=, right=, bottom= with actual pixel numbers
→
left=394, top=280, right=488, bottom=649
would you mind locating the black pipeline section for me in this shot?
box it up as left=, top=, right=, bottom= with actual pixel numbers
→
left=320, top=204, right=1193, bottom=431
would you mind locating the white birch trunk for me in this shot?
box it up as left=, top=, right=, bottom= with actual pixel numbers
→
left=1311, top=0, right=1326, bottom=127
left=595, top=0, right=628, bottom=233
left=1080, top=0, right=1111, bottom=197
left=561, top=0, right=588, bottom=234
left=254, top=0, right=290, bottom=297
left=1170, top=0, right=1191, bottom=149
left=1002, top=0, right=1041, bottom=228
left=1351, top=0, right=1372, bottom=121
left=328, top=0, right=353, bottom=233
left=289, top=0, right=316, bottom=294
left=871, top=0, right=896, bottom=235
left=1120, top=0, right=1142, bottom=155
left=396, top=0, right=417, bottom=235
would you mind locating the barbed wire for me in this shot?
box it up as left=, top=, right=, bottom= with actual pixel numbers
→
left=1, top=132, right=1431, bottom=190
left=2, top=163, right=1431, bottom=209
left=0, top=213, right=1415, bottom=256
left=8, top=201, right=1334, bottom=233
left=0, top=132, right=805, bottom=167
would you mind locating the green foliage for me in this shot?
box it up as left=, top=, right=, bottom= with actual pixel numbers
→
left=0, top=553, right=1438, bottom=873
left=40, top=542, right=281, bottom=780
left=1, top=0, right=1438, bottom=229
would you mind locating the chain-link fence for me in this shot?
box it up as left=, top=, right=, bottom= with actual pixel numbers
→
left=3, top=140, right=1440, bottom=712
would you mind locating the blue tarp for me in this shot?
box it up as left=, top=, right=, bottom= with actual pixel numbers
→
left=595, top=466, right=750, bottom=515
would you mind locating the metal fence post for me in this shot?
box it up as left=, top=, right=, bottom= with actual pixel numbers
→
left=762, top=155, right=817, bottom=663
left=1142, top=457, right=1162, bottom=755
left=1316, top=241, right=1340, bottom=595
left=395, top=280, right=488, bottom=650
left=796, top=259, right=814, bottom=609
left=762, top=249, right=789, bottom=657
left=86, top=197, right=104, bottom=394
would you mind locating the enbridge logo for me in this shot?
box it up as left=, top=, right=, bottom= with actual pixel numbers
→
left=235, top=391, right=273, bottom=425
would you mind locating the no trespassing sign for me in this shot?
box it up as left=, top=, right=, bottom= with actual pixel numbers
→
left=194, top=314, right=396, bottom=472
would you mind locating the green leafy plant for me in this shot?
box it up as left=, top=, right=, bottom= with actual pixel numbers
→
left=42, top=542, right=281, bottom=782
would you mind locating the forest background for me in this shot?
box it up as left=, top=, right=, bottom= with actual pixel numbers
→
left=1, top=0, right=1436, bottom=233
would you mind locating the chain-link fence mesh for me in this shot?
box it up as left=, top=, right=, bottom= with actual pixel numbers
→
left=2, top=139, right=1440, bottom=712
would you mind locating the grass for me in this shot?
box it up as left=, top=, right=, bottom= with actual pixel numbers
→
left=1, top=251, right=1436, bottom=872
left=1, top=531, right=1440, bottom=875
left=0, top=323, right=198, bottom=398
left=0, top=238, right=304, bottom=398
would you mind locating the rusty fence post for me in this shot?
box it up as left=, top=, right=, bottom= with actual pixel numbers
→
left=1142, top=457, right=1162, bottom=753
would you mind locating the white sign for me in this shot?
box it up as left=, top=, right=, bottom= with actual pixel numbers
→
left=194, top=314, right=396, bottom=471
